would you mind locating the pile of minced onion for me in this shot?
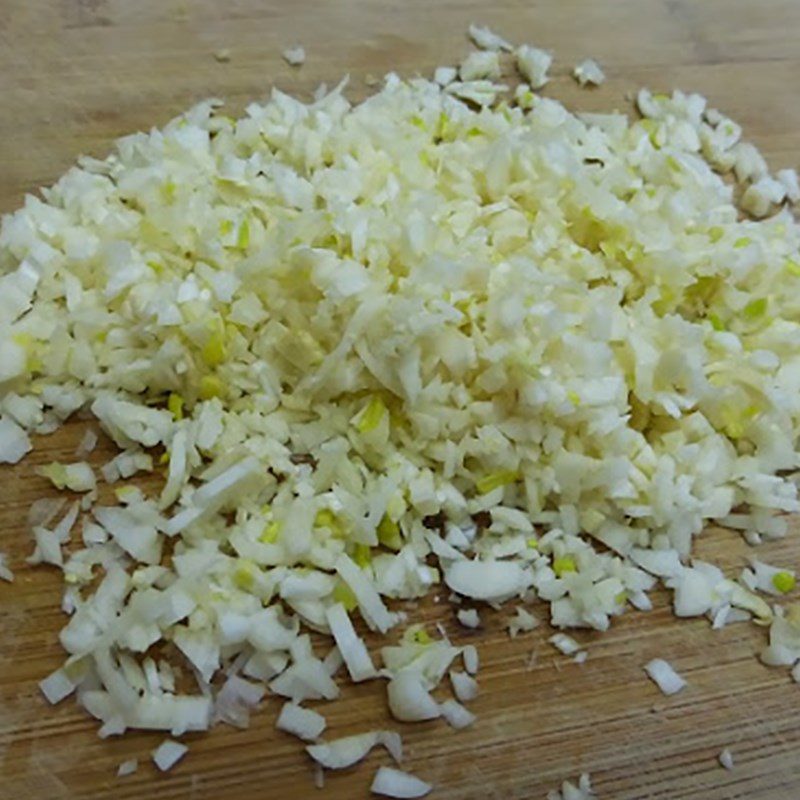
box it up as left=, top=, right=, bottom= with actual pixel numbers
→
left=3, top=23, right=800, bottom=794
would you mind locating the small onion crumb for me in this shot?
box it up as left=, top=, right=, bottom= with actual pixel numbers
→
left=644, top=659, right=687, bottom=696
left=116, top=759, right=138, bottom=777
left=152, top=740, right=188, bottom=772
left=573, top=58, right=605, bottom=86
left=282, top=45, right=306, bottom=66
left=456, top=608, right=480, bottom=629
left=371, top=766, right=433, bottom=798
left=546, top=772, right=595, bottom=800
left=463, top=645, right=479, bottom=675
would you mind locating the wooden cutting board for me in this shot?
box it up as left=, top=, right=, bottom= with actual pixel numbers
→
left=2, top=1, right=800, bottom=797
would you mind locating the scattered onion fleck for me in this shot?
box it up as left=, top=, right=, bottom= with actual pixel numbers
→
left=152, top=740, right=188, bottom=772
left=644, top=658, right=687, bottom=696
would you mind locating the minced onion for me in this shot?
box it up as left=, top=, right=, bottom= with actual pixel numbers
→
left=1, top=20, right=799, bottom=793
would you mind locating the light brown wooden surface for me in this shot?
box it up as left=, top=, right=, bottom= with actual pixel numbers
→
left=2, top=1, right=800, bottom=798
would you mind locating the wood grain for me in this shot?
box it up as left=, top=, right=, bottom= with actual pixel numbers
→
left=1, top=1, right=800, bottom=798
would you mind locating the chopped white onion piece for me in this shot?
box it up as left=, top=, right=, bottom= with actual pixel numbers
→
left=644, top=658, right=687, bottom=696
left=449, top=670, right=479, bottom=703
left=39, top=668, right=77, bottom=705
left=440, top=698, right=476, bottom=730
left=269, top=656, right=340, bottom=703
left=116, top=759, right=138, bottom=777
left=323, top=645, right=345, bottom=678
left=434, top=66, right=457, bottom=87
left=573, top=58, right=606, bottom=87
left=29, top=527, right=63, bottom=567
left=214, top=674, right=265, bottom=729
left=549, top=633, right=582, bottom=657
left=670, top=568, right=716, bottom=617
left=75, top=428, right=99, bottom=457
left=514, top=44, right=551, bottom=88
left=0, top=415, right=32, bottom=464
left=371, top=766, right=432, bottom=798
left=462, top=645, right=479, bottom=675
left=130, top=695, right=212, bottom=734
left=276, top=702, right=326, bottom=741
left=306, top=731, right=402, bottom=770
left=546, top=773, right=595, bottom=800
left=629, top=549, right=684, bottom=578
left=444, top=560, right=530, bottom=601
left=37, top=461, right=96, bottom=493
left=0, top=552, right=13, bottom=582
left=456, top=608, right=480, bottom=629
left=507, top=607, right=538, bottom=637
left=152, top=739, right=188, bottom=772
left=387, top=672, right=440, bottom=722
left=93, top=506, right=161, bottom=565
left=325, top=602, right=378, bottom=682
left=468, top=23, right=512, bottom=52
left=335, top=554, right=398, bottom=633
left=282, top=45, right=306, bottom=66
left=459, top=51, right=502, bottom=82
